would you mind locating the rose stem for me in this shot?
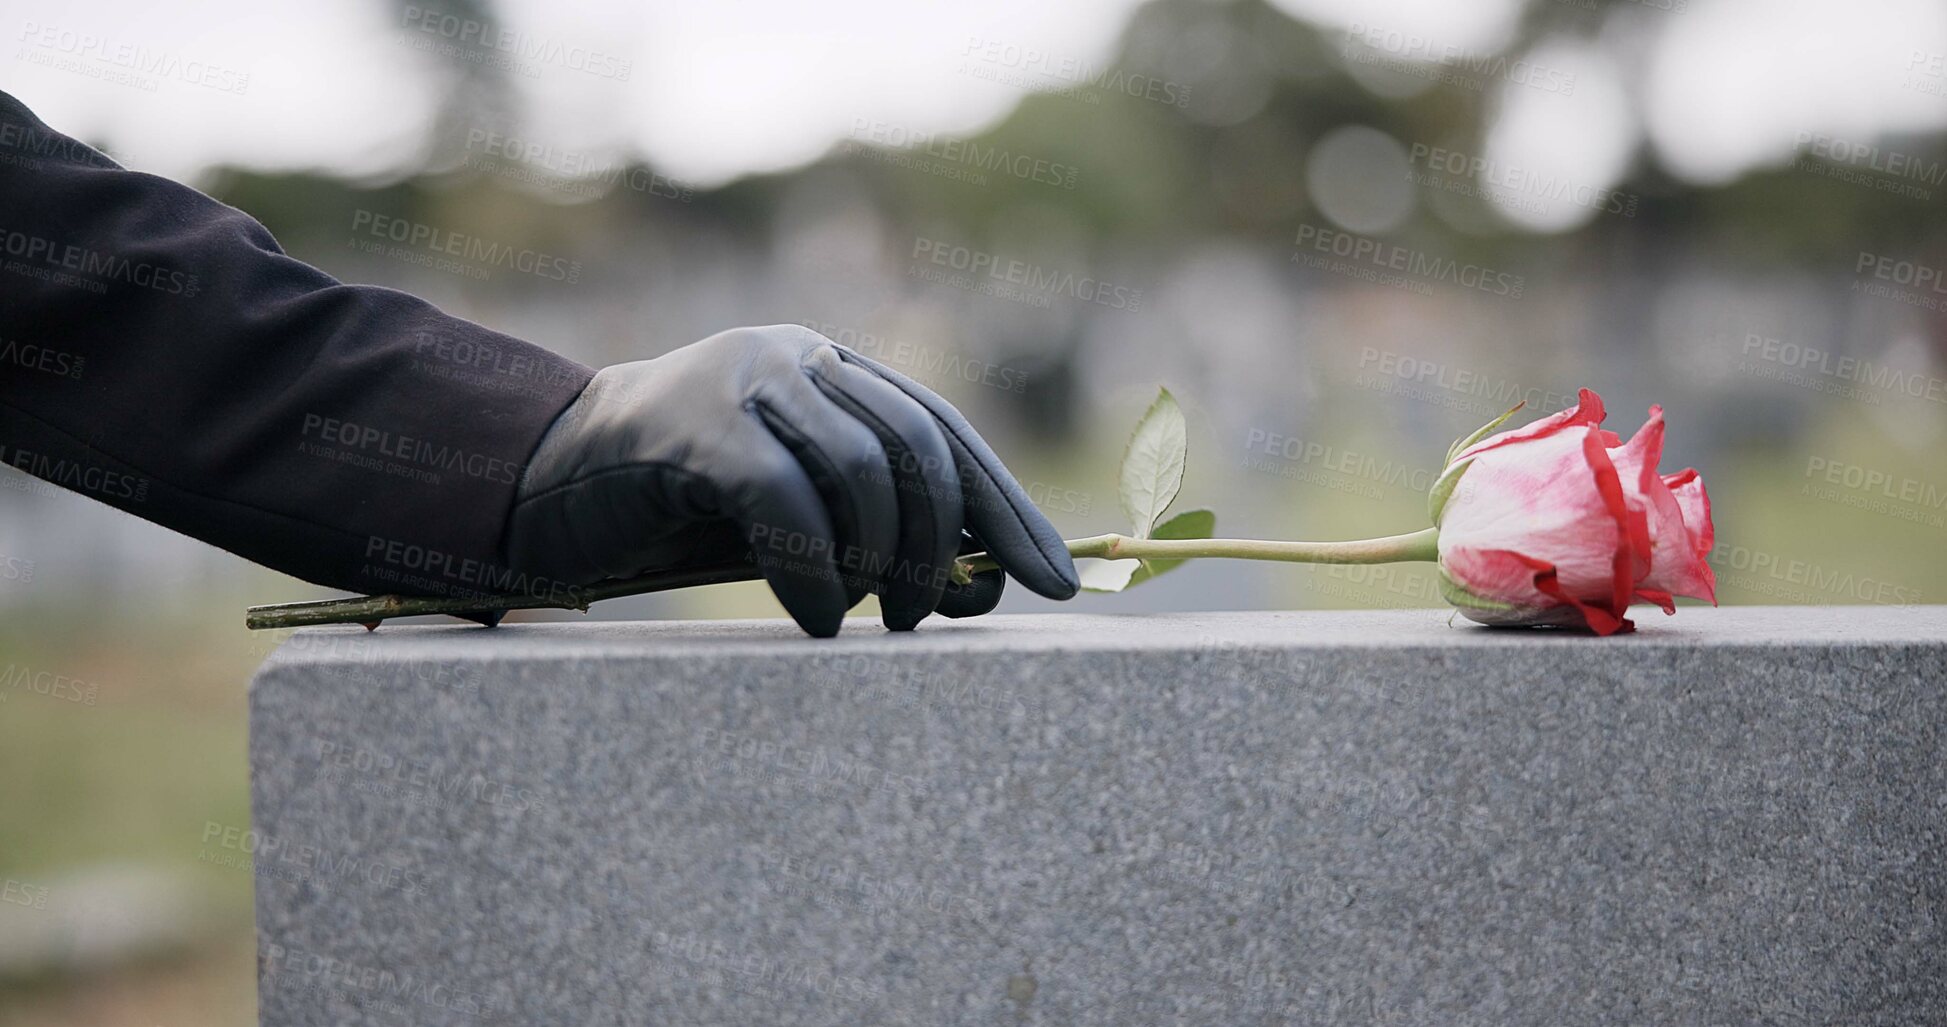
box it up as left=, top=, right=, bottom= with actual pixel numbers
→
left=956, top=526, right=1441, bottom=577
left=244, top=527, right=1441, bottom=630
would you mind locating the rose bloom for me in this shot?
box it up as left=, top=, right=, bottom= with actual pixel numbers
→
left=1433, top=388, right=1714, bottom=635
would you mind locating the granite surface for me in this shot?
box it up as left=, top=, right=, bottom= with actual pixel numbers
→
left=250, top=606, right=1947, bottom=1025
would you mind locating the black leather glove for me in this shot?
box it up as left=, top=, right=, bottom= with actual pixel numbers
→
left=504, top=325, right=1080, bottom=636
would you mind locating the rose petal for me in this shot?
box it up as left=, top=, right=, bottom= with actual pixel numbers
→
left=1611, top=410, right=1715, bottom=604
left=1634, top=587, right=1677, bottom=614
left=1664, top=468, right=1716, bottom=565
left=1614, top=409, right=1665, bottom=583
left=1511, top=550, right=1633, bottom=635
left=1455, top=387, right=1610, bottom=462
left=1579, top=430, right=1637, bottom=627
left=1441, top=545, right=1553, bottom=610
left=1439, top=427, right=1626, bottom=598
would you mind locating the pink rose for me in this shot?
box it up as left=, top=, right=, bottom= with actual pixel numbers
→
left=1430, top=388, right=1715, bottom=635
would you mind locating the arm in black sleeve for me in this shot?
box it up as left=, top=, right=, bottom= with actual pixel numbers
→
left=0, top=89, right=594, bottom=598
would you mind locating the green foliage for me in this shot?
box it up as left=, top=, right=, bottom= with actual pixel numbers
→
left=1430, top=401, right=1525, bottom=526
left=1444, top=401, right=1524, bottom=468
left=1427, top=461, right=1470, bottom=528
left=1082, top=388, right=1215, bottom=593
left=1118, top=387, right=1188, bottom=539
left=1124, top=509, right=1215, bottom=587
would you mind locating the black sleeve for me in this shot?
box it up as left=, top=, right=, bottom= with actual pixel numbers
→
left=0, top=89, right=594, bottom=598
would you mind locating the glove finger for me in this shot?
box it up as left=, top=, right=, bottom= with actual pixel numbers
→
left=832, top=348, right=1079, bottom=600
left=715, top=426, right=852, bottom=637
left=748, top=374, right=900, bottom=610
left=936, top=570, right=1004, bottom=617
left=806, top=349, right=963, bottom=631
left=938, top=530, right=1008, bottom=617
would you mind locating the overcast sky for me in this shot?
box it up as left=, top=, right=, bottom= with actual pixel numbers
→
left=8, top=0, right=1945, bottom=226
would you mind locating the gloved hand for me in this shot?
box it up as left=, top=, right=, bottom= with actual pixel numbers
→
left=504, top=324, right=1080, bottom=636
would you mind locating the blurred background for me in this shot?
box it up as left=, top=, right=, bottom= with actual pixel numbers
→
left=2, top=0, right=1945, bottom=1020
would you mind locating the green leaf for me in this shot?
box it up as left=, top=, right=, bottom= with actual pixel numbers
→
left=1439, top=571, right=1519, bottom=612
left=1077, top=559, right=1141, bottom=593
left=1118, top=387, right=1187, bottom=538
left=1081, top=509, right=1216, bottom=593
left=1444, top=401, right=1525, bottom=468
left=1426, top=460, right=1470, bottom=527
left=1125, top=509, right=1215, bottom=589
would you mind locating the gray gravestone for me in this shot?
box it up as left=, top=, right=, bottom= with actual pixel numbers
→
left=250, top=606, right=1947, bottom=1026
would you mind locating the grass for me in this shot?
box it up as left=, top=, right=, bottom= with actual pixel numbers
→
left=0, top=600, right=263, bottom=1026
